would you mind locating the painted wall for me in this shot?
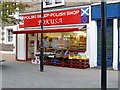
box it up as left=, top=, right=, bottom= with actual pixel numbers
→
left=17, top=34, right=26, bottom=60
left=91, top=3, right=120, bottom=20
left=86, top=6, right=98, bottom=68
left=89, top=20, right=97, bottom=67
left=113, top=19, right=118, bottom=70
left=119, top=19, right=120, bottom=70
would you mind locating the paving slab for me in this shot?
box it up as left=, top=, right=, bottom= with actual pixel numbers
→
left=1, top=59, right=118, bottom=88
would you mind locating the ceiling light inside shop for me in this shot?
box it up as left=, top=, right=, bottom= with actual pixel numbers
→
left=73, top=31, right=86, bottom=37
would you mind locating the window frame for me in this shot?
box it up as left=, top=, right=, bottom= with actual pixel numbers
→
left=43, top=0, right=65, bottom=8
left=6, top=29, right=13, bottom=43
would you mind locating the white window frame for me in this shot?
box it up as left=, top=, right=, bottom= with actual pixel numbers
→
left=43, top=0, right=65, bottom=8
left=6, top=29, right=13, bottom=43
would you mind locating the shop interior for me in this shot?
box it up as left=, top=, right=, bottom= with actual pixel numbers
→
left=27, top=29, right=89, bottom=68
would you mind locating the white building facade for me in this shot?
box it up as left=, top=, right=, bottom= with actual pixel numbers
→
left=0, top=25, right=17, bottom=55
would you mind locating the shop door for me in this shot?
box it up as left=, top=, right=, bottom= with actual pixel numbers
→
left=97, top=19, right=113, bottom=67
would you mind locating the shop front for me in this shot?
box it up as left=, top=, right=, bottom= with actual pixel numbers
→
left=13, top=6, right=91, bottom=68
left=91, top=2, right=120, bottom=70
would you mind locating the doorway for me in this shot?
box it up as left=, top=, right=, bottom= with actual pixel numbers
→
left=97, top=19, right=113, bottom=67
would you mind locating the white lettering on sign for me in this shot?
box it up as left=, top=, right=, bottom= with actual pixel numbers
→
left=44, top=13, right=49, bottom=18
left=37, top=14, right=41, bottom=18
left=38, top=18, right=63, bottom=25
left=67, top=10, right=80, bottom=16
left=24, top=15, right=37, bottom=19
left=24, top=9, right=80, bottom=20
left=49, top=12, right=66, bottom=17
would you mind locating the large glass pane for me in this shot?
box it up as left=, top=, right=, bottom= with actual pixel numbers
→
left=7, top=29, right=13, bottom=42
left=38, top=31, right=87, bottom=52
left=10, top=36, right=13, bottom=42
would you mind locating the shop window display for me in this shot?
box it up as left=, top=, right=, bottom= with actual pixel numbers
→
left=31, top=30, right=89, bottom=68
left=40, top=31, right=87, bottom=51
left=52, top=37, right=59, bottom=48
left=55, top=49, right=67, bottom=60
left=28, top=34, right=35, bottom=59
left=38, top=31, right=87, bottom=60
left=37, top=31, right=86, bottom=55
left=43, top=36, right=49, bottom=49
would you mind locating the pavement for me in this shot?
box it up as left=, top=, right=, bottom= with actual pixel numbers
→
left=1, top=59, right=119, bottom=89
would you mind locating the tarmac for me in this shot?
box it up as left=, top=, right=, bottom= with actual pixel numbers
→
left=0, top=58, right=119, bottom=89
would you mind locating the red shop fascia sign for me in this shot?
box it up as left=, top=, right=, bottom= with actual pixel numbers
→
left=22, top=8, right=89, bottom=27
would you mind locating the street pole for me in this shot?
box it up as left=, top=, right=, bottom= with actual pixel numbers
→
left=40, top=0, right=44, bottom=72
left=101, top=0, right=107, bottom=90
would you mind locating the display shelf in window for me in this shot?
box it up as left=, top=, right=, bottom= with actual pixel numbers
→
left=28, top=40, right=35, bottom=59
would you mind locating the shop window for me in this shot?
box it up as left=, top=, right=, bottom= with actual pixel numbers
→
left=37, top=31, right=87, bottom=52
left=43, top=0, right=65, bottom=8
left=27, top=30, right=88, bottom=64
left=27, top=34, right=36, bottom=59
left=7, top=29, right=13, bottom=42
left=27, top=30, right=87, bottom=61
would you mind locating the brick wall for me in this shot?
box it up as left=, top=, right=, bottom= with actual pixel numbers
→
left=24, top=2, right=91, bottom=12
left=23, top=0, right=119, bottom=12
